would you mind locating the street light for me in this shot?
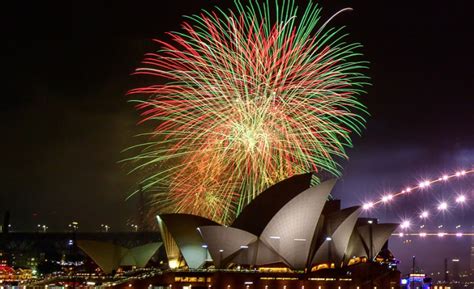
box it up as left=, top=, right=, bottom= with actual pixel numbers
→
left=68, top=221, right=79, bottom=232
left=418, top=180, right=430, bottom=188
left=381, top=195, right=393, bottom=203
left=419, top=211, right=429, bottom=219
left=368, top=220, right=374, bottom=261
left=400, top=220, right=411, bottom=230
left=100, top=224, right=110, bottom=232
left=437, top=202, right=448, bottom=211
left=362, top=202, right=374, bottom=210
left=219, top=249, right=224, bottom=267
left=37, top=224, right=48, bottom=233
left=326, top=236, right=332, bottom=263
left=455, top=195, right=466, bottom=204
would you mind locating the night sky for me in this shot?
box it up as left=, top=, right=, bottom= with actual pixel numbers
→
left=2, top=1, right=473, bottom=274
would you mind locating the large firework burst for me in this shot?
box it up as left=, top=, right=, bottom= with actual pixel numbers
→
left=126, top=0, right=369, bottom=224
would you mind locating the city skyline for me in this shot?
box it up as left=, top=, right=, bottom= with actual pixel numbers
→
left=2, top=0, right=473, bottom=276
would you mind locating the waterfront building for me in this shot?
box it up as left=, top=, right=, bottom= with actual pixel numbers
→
left=145, top=174, right=401, bottom=289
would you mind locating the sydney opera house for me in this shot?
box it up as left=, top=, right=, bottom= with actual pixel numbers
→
left=121, top=173, right=401, bottom=289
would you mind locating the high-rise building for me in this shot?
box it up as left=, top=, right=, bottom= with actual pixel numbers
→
left=451, top=258, right=460, bottom=281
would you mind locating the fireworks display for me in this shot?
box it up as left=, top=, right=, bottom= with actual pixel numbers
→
left=126, top=0, right=369, bottom=223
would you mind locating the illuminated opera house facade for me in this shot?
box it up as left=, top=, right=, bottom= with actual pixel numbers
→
left=129, top=174, right=401, bottom=289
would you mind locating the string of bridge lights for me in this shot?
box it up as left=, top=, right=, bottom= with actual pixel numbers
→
left=358, top=167, right=473, bottom=238
left=399, top=191, right=469, bottom=226
left=395, top=219, right=473, bottom=238
left=398, top=221, right=465, bottom=230
left=392, top=232, right=474, bottom=238
left=361, top=168, right=473, bottom=210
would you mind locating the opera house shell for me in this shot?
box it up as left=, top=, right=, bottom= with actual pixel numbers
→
left=157, top=173, right=398, bottom=272
left=77, top=241, right=162, bottom=274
